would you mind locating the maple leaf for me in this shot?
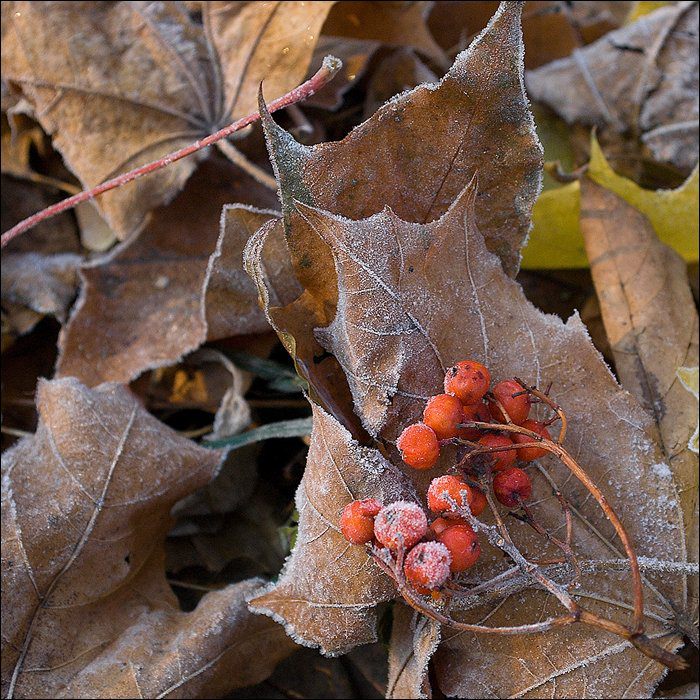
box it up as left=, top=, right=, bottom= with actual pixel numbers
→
left=527, top=1, right=699, bottom=174
left=0, top=0, right=334, bottom=238
left=1, top=377, right=296, bottom=698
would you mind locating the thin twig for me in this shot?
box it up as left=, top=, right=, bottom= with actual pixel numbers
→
left=1, top=56, right=342, bottom=248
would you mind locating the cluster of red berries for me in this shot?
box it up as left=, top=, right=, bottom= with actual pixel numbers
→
left=340, top=360, right=553, bottom=594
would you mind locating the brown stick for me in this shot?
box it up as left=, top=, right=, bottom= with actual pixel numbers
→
left=1, top=57, right=342, bottom=249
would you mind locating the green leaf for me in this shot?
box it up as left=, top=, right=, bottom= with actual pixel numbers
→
left=204, top=417, right=312, bottom=450
left=227, top=350, right=306, bottom=393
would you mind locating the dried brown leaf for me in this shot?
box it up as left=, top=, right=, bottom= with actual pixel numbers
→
left=1, top=0, right=332, bottom=238
left=580, top=177, right=699, bottom=609
left=248, top=403, right=415, bottom=655
left=262, top=0, right=543, bottom=277
left=527, top=2, right=699, bottom=174
left=56, top=157, right=279, bottom=386
left=1, top=377, right=295, bottom=698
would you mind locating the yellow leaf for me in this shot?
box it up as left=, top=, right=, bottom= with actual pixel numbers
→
left=521, top=137, right=699, bottom=269
left=677, top=366, right=699, bottom=454
left=626, top=1, right=672, bottom=24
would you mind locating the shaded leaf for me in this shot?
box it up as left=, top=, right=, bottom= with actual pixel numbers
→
left=262, top=0, right=543, bottom=276
left=527, top=2, right=699, bottom=174
left=386, top=604, right=440, bottom=700
left=1, top=377, right=295, bottom=698
left=204, top=417, right=312, bottom=451
left=1, top=0, right=332, bottom=238
left=56, top=157, right=278, bottom=387
left=248, top=403, right=415, bottom=656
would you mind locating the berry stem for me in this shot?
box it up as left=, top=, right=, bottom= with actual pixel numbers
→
left=1, top=57, right=342, bottom=249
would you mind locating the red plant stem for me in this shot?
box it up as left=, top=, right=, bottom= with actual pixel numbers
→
left=1, top=56, right=342, bottom=249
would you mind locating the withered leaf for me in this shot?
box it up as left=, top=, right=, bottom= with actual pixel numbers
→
left=1, top=0, right=332, bottom=238
left=56, top=157, right=281, bottom=387
left=386, top=604, right=440, bottom=700
left=262, top=0, right=543, bottom=276
left=248, top=185, right=690, bottom=695
left=1, top=377, right=296, bottom=698
left=580, top=176, right=699, bottom=606
left=248, top=402, right=415, bottom=656
left=527, top=1, right=699, bottom=174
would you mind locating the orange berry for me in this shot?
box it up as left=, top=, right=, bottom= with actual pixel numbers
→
left=427, top=475, right=473, bottom=513
left=512, top=420, right=551, bottom=461
left=477, top=434, right=517, bottom=471
left=469, top=486, right=488, bottom=516
left=493, top=467, right=532, bottom=508
left=374, top=501, right=428, bottom=550
left=458, top=401, right=492, bottom=440
left=403, top=541, right=452, bottom=591
left=444, top=360, right=490, bottom=404
left=489, top=379, right=531, bottom=425
left=339, top=498, right=382, bottom=544
left=397, top=422, right=440, bottom=469
left=423, top=394, right=464, bottom=440
left=437, top=523, right=481, bottom=572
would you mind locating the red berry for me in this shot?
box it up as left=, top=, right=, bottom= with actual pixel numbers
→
left=437, top=523, right=481, bottom=572
left=374, top=501, right=428, bottom=550
left=489, top=379, right=531, bottom=425
left=458, top=401, right=492, bottom=440
left=469, top=486, right=488, bottom=516
left=512, top=420, right=551, bottom=461
left=423, top=394, right=464, bottom=440
left=493, top=467, right=532, bottom=508
left=397, top=422, right=440, bottom=469
left=444, top=360, right=491, bottom=404
left=477, top=434, right=517, bottom=471
left=403, top=541, right=452, bottom=591
left=339, top=498, right=382, bottom=544
left=427, top=475, right=473, bottom=513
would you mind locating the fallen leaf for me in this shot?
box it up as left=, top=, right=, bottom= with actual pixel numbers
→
left=386, top=604, right=440, bottom=699
left=261, top=0, right=543, bottom=277
left=1, top=377, right=296, bottom=698
left=56, top=156, right=279, bottom=387
left=248, top=403, right=415, bottom=656
left=1, top=0, right=332, bottom=238
left=676, top=367, right=699, bottom=454
left=248, top=184, right=690, bottom=695
left=527, top=2, right=699, bottom=174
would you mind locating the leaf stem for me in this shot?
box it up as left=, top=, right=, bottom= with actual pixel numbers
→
left=0, top=56, right=342, bottom=249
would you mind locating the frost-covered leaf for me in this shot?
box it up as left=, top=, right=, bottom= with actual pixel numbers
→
left=1, top=377, right=295, bottom=698
left=262, top=0, right=543, bottom=276
left=1, top=0, right=332, bottom=238
left=527, top=2, right=699, bottom=174
left=249, top=184, right=689, bottom=695
left=248, top=403, right=414, bottom=656
left=386, top=604, right=440, bottom=700
left=56, top=157, right=279, bottom=386
left=676, top=367, right=699, bottom=454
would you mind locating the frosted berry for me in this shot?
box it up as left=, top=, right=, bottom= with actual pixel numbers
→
left=423, top=394, right=464, bottom=440
left=512, top=420, right=551, bottom=461
left=339, top=498, right=382, bottom=544
left=397, top=422, right=440, bottom=469
left=458, top=401, right=492, bottom=440
left=437, top=523, right=481, bottom=572
left=427, top=475, right=473, bottom=513
left=469, top=486, right=488, bottom=517
left=493, top=467, right=532, bottom=508
left=489, top=379, right=531, bottom=425
left=403, top=541, right=452, bottom=591
left=477, top=434, right=517, bottom=471
left=430, top=516, right=464, bottom=537
left=444, top=360, right=490, bottom=404
left=374, top=501, right=428, bottom=550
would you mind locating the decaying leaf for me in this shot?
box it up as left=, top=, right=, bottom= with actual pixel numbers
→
left=248, top=403, right=415, bottom=656
left=56, top=157, right=279, bottom=387
left=1, top=0, right=332, bottom=238
left=527, top=2, right=699, bottom=174
left=676, top=367, right=699, bottom=454
left=1, top=377, right=296, bottom=698
left=386, top=604, right=440, bottom=700
left=262, top=0, right=543, bottom=277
